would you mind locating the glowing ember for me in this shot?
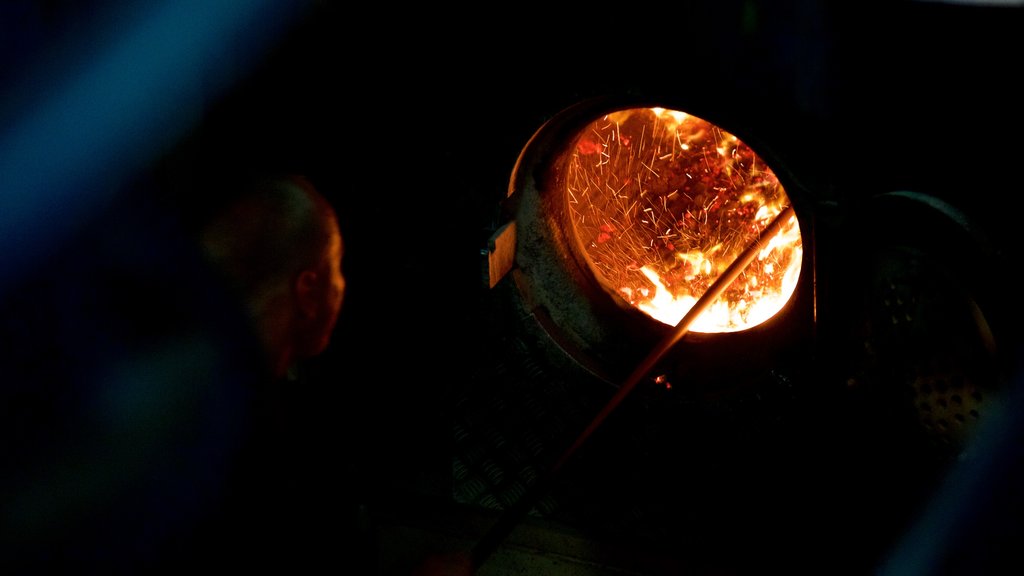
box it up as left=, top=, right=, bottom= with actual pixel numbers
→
left=566, top=107, right=802, bottom=332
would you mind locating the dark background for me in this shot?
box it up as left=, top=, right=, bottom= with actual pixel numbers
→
left=2, top=1, right=1022, bottom=574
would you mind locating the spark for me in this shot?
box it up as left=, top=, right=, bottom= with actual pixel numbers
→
left=566, top=107, right=801, bottom=331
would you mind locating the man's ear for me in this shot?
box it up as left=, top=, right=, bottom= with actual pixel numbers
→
left=295, top=269, right=320, bottom=318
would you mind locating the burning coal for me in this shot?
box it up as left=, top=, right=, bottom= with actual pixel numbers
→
left=566, top=107, right=802, bottom=332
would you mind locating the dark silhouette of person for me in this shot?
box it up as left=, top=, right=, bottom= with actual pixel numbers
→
left=199, top=173, right=346, bottom=382
left=1, top=171, right=353, bottom=574
left=179, top=172, right=361, bottom=573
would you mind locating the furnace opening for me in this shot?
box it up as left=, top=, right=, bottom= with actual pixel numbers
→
left=564, top=107, right=802, bottom=333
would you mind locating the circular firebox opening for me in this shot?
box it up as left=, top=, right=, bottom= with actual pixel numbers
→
left=564, top=107, right=802, bottom=333
left=504, top=98, right=813, bottom=384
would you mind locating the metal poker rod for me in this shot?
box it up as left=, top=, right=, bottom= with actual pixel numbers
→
left=469, top=204, right=798, bottom=573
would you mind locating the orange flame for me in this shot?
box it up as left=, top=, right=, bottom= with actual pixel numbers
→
left=566, top=107, right=803, bottom=332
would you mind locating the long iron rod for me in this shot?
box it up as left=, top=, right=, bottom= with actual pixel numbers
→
left=469, top=205, right=798, bottom=572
